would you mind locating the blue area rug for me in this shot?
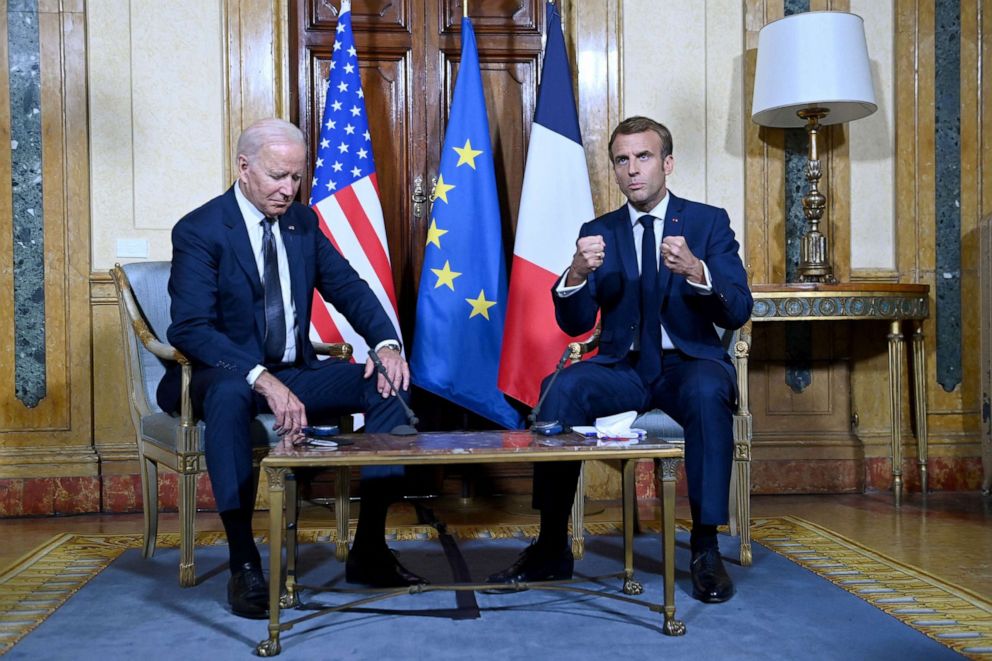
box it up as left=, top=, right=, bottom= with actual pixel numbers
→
left=3, top=526, right=967, bottom=660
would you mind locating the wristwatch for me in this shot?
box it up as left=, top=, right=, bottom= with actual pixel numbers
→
left=379, top=341, right=401, bottom=353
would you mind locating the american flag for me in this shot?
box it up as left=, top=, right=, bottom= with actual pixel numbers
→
left=308, top=0, right=401, bottom=361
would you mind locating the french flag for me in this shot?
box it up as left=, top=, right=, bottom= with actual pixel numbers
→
left=498, top=2, right=594, bottom=407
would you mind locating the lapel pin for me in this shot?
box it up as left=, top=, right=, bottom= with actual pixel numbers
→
left=672, top=217, right=679, bottom=223
left=288, top=225, right=295, bottom=230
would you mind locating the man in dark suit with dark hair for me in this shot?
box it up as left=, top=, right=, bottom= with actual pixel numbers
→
left=487, top=116, right=753, bottom=603
left=158, top=118, right=425, bottom=620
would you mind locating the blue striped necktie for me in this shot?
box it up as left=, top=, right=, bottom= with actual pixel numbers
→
left=262, top=218, right=286, bottom=363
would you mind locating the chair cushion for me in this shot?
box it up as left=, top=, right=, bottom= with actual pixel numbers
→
left=633, top=409, right=684, bottom=441
left=140, top=412, right=282, bottom=452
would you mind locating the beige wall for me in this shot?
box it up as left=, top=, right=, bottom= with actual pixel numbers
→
left=621, top=0, right=746, bottom=243
left=88, top=0, right=225, bottom=270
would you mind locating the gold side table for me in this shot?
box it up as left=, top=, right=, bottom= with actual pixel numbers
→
left=751, top=283, right=930, bottom=502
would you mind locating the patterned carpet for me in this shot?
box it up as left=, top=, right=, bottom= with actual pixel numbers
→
left=1, top=516, right=990, bottom=658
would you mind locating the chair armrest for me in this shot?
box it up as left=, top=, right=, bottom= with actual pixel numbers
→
left=568, top=325, right=601, bottom=362
left=313, top=341, right=353, bottom=360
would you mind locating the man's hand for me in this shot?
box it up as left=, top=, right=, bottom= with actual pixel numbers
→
left=363, top=345, right=410, bottom=398
left=566, top=235, right=606, bottom=286
left=660, top=236, right=705, bottom=284
left=252, top=370, right=307, bottom=443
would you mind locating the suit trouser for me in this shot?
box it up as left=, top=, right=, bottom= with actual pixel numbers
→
left=190, top=359, right=409, bottom=513
left=533, top=351, right=735, bottom=527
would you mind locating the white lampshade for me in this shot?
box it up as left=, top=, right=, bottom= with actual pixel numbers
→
left=751, top=11, right=877, bottom=128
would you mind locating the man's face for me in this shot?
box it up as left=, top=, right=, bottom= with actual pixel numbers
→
left=610, top=130, right=674, bottom=212
left=237, top=141, right=307, bottom=218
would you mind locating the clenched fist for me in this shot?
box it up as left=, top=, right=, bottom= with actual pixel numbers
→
left=566, top=235, right=606, bottom=286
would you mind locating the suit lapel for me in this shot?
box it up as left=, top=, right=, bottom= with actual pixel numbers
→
left=279, top=211, right=309, bottom=336
left=658, top=192, right=685, bottom=297
left=222, top=186, right=264, bottom=296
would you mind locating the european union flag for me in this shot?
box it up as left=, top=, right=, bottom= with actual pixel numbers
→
left=410, top=17, right=523, bottom=430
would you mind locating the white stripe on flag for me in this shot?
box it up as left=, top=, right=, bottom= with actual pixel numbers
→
left=513, top=124, right=595, bottom=271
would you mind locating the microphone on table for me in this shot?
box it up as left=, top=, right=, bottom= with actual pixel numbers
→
left=528, top=345, right=573, bottom=435
left=368, top=348, right=419, bottom=436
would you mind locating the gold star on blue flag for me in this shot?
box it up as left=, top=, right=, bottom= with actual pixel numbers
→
left=410, top=16, right=523, bottom=429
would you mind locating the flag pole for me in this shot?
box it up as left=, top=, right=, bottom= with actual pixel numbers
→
left=463, top=0, right=468, bottom=18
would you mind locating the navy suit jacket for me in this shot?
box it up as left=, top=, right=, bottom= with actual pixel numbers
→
left=553, top=192, right=752, bottom=376
left=157, top=185, right=395, bottom=411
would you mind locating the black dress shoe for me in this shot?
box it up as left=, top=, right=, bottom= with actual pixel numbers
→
left=345, top=547, right=428, bottom=588
left=690, top=547, right=735, bottom=603
left=227, top=562, right=269, bottom=619
left=486, top=542, right=574, bottom=586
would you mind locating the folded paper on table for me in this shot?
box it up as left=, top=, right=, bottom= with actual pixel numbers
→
left=571, top=411, right=645, bottom=446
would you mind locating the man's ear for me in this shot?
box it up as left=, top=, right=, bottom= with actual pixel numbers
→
left=663, top=154, right=675, bottom=176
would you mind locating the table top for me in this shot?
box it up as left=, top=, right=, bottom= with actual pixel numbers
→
left=263, top=430, right=684, bottom=468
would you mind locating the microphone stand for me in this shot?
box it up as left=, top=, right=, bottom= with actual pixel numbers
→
left=528, top=345, right=573, bottom=430
left=368, top=348, right=419, bottom=436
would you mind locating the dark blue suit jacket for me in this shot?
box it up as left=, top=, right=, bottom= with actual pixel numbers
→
left=553, top=193, right=752, bottom=376
left=158, top=185, right=395, bottom=410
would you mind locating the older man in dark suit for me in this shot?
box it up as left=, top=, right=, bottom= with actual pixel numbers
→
left=487, top=116, right=753, bottom=603
left=157, top=118, right=423, bottom=620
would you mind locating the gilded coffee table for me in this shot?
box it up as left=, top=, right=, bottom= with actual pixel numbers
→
left=256, top=430, right=686, bottom=656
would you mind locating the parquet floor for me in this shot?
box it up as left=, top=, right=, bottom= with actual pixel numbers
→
left=1, top=492, right=990, bottom=597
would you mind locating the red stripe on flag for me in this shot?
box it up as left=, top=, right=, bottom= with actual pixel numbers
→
left=310, top=289, right=354, bottom=361
left=335, top=184, right=398, bottom=313
left=498, top=256, right=591, bottom=406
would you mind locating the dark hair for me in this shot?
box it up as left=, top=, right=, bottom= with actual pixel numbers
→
left=608, top=116, right=673, bottom=160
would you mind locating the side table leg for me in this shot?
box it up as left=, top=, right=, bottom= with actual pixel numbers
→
left=912, top=322, right=930, bottom=494
left=621, top=459, right=642, bottom=595
left=887, top=321, right=905, bottom=505
left=659, top=458, right=686, bottom=636
left=257, top=466, right=286, bottom=657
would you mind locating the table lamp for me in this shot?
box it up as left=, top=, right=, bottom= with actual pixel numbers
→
left=751, top=11, right=877, bottom=283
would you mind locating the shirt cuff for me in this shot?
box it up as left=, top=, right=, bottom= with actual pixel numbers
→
left=555, top=269, right=586, bottom=297
left=374, top=339, right=402, bottom=353
left=247, top=364, right=266, bottom=387
left=688, top=260, right=713, bottom=294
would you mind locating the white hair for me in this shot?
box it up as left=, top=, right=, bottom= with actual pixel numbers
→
left=236, top=118, right=306, bottom=161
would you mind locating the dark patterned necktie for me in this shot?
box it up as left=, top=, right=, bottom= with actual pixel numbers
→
left=262, top=218, right=286, bottom=363
left=637, top=215, right=662, bottom=381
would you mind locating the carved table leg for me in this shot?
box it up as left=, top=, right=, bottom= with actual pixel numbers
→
left=621, top=459, right=642, bottom=595
left=912, top=322, right=930, bottom=494
left=335, top=466, right=350, bottom=562
left=887, top=320, right=905, bottom=505
left=257, top=465, right=285, bottom=657
left=283, top=473, right=299, bottom=609
left=659, top=458, right=686, bottom=636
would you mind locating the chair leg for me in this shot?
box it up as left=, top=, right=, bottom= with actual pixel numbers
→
left=736, top=459, right=752, bottom=567
left=335, top=467, right=350, bottom=562
left=178, top=468, right=198, bottom=587
left=570, top=462, right=585, bottom=559
left=139, top=454, right=158, bottom=559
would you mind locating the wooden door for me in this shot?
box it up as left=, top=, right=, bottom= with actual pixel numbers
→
left=292, top=0, right=543, bottom=348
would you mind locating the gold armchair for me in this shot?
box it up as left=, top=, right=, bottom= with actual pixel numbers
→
left=566, top=324, right=754, bottom=566
left=111, top=262, right=353, bottom=586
